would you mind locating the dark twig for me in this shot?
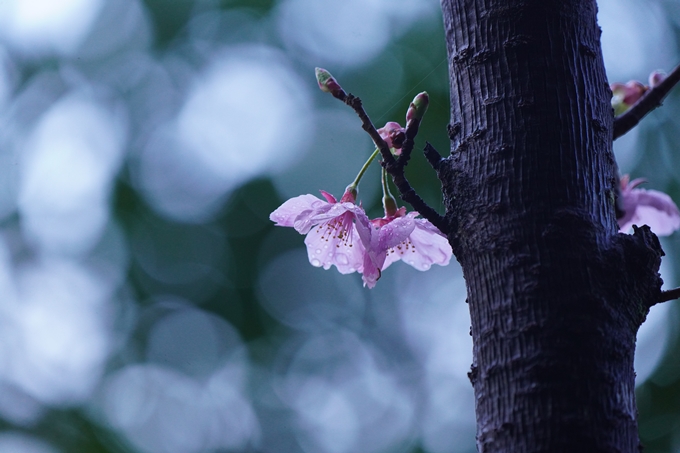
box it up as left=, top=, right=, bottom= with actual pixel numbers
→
left=423, top=142, right=444, bottom=170
left=613, top=63, right=680, bottom=140
left=341, top=92, right=449, bottom=234
left=396, top=117, right=419, bottom=167
left=391, top=175, right=448, bottom=233
left=342, top=94, right=396, bottom=167
left=658, top=286, right=680, bottom=303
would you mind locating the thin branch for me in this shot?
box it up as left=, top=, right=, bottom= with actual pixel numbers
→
left=391, top=176, right=448, bottom=233
left=388, top=117, right=448, bottom=233
left=658, top=286, right=680, bottom=303
left=613, top=63, right=680, bottom=140
left=341, top=92, right=449, bottom=234
left=342, top=94, right=396, bottom=166
left=396, top=116, right=419, bottom=168
left=423, top=142, right=444, bottom=170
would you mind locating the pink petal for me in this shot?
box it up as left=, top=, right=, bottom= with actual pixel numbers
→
left=351, top=208, right=373, bottom=258
left=383, top=215, right=452, bottom=271
left=304, top=221, right=365, bottom=274
left=377, top=121, right=405, bottom=149
left=377, top=216, right=416, bottom=250
left=269, top=194, right=326, bottom=228
left=361, top=252, right=381, bottom=288
left=382, top=248, right=402, bottom=270
left=320, top=190, right=337, bottom=204
left=360, top=216, right=415, bottom=286
left=399, top=219, right=452, bottom=270
left=376, top=216, right=416, bottom=271
left=309, top=202, right=362, bottom=224
left=636, top=189, right=680, bottom=217
left=632, top=205, right=680, bottom=236
left=293, top=200, right=343, bottom=234
left=619, top=188, right=680, bottom=236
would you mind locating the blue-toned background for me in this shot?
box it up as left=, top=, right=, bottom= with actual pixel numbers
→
left=0, top=0, right=679, bottom=452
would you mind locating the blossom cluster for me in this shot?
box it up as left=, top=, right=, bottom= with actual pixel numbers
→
left=270, top=189, right=452, bottom=288
left=271, top=77, right=452, bottom=289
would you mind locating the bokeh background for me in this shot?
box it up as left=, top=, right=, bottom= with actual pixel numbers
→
left=0, top=0, right=679, bottom=452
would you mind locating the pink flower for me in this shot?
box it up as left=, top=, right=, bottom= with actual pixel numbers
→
left=271, top=190, right=453, bottom=288
left=618, top=175, right=680, bottom=236
left=270, top=190, right=371, bottom=274
left=359, top=208, right=453, bottom=288
left=377, top=122, right=406, bottom=152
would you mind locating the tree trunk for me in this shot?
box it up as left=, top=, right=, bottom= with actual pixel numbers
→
left=438, top=0, right=665, bottom=451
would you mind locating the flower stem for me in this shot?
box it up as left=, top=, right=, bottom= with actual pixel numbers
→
left=382, top=168, right=398, bottom=217
left=348, top=147, right=381, bottom=191
left=381, top=167, right=392, bottom=198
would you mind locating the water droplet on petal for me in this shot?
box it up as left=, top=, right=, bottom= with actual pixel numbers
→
left=311, top=259, right=321, bottom=267
left=315, top=249, right=322, bottom=254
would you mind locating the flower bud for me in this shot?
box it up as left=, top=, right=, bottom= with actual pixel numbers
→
left=377, top=121, right=406, bottom=152
left=315, top=67, right=345, bottom=98
left=406, top=92, right=429, bottom=123
left=611, top=80, right=647, bottom=115
left=649, top=70, right=666, bottom=88
left=622, top=80, right=647, bottom=105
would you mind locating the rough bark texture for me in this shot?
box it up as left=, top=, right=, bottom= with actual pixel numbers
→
left=437, top=1, right=665, bottom=451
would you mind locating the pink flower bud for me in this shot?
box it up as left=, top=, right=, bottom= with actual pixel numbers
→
left=621, top=80, right=647, bottom=105
left=315, top=67, right=345, bottom=97
left=406, top=92, right=429, bottom=123
left=649, top=70, right=666, bottom=88
left=611, top=80, right=648, bottom=115
left=377, top=121, right=406, bottom=151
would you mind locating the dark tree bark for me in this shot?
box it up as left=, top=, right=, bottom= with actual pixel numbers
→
left=436, top=1, right=665, bottom=451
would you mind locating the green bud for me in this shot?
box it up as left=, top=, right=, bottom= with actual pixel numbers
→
left=406, top=91, right=429, bottom=123
left=315, top=67, right=344, bottom=97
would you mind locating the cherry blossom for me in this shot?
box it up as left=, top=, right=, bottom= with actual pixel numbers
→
left=357, top=209, right=414, bottom=288
left=618, top=175, right=680, bottom=236
left=382, top=211, right=453, bottom=270
left=360, top=207, right=453, bottom=288
left=270, top=189, right=371, bottom=274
